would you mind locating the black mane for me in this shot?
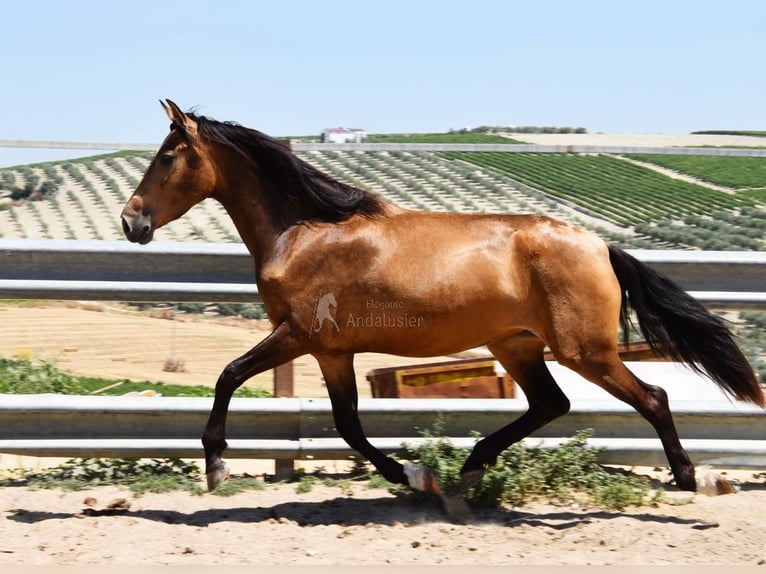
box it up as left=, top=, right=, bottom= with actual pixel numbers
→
left=187, top=112, right=386, bottom=228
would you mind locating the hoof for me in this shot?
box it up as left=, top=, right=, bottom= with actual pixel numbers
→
left=403, top=463, right=441, bottom=495
left=441, top=494, right=473, bottom=524
left=206, top=461, right=230, bottom=491
left=403, top=463, right=474, bottom=523
left=696, top=471, right=735, bottom=496
left=459, top=468, right=485, bottom=491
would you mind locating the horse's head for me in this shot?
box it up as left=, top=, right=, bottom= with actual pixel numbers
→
left=121, top=99, right=218, bottom=244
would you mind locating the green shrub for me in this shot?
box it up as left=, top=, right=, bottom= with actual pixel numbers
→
left=0, top=357, right=90, bottom=394
left=0, top=357, right=271, bottom=397
left=0, top=457, right=204, bottom=494
left=215, top=302, right=266, bottom=319
left=395, top=422, right=658, bottom=510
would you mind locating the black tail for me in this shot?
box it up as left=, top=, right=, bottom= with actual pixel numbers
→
left=608, top=245, right=764, bottom=407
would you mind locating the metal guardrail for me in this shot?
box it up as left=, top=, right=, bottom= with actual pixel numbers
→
left=1, top=239, right=765, bottom=306
left=0, top=239, right=258, bottom=302
left=0, top=395, right=764, bottom=468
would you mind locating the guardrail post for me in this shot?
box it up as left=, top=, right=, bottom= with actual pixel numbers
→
left=273, top=361, right=295, bottom=479
left=273, top=362, right=294, bottom=398
left=273, top=358, right=295, bottom=478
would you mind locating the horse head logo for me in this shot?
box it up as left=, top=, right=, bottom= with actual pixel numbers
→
left=312, top=291, right=340, bottom=335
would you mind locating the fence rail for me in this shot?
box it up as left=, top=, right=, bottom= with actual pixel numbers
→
left=1, top=395, right=765, bottom=468
left=1, top=239, right=765, bottom=306
left=0, top=239, right=258, bottom=302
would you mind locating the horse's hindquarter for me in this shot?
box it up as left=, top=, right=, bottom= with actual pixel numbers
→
left=260, top=211, right=614, bottom=356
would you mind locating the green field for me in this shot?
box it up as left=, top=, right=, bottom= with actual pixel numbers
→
left=628, top=154, right=766, bottom=190
left=441, top=152, right=753, bottom=226
left=692, top=130, right=766, bottom=137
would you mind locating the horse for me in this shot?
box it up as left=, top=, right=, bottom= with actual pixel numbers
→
left=121, top=99, right=764, bottom=500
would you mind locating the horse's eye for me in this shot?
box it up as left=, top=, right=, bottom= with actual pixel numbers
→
left=159, top=153, right=175, bottom=166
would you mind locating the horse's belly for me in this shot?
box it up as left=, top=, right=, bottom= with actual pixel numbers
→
left=329, top=299, right=529, bottom=356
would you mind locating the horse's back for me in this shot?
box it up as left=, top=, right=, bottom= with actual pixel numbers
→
left=268, top=210, right=619, bottom=355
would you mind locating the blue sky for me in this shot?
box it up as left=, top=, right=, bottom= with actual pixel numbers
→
left=1, top=0, right=765, bottom=166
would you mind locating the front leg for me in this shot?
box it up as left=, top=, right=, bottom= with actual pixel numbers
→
left=318, top=353, right=471, bottom=522
left=203, top=322, right=304, bottom=490
left=316, top=353, right=411, bottom=486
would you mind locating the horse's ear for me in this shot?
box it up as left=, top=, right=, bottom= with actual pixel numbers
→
left=160, top=99, right=197, bottom=138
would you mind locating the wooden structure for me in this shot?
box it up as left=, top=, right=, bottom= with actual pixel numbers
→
left=367, top=342, right=668, bottom=399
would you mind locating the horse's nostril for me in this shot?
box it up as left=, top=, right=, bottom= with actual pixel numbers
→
left=120, top=214, right=152, bottom=243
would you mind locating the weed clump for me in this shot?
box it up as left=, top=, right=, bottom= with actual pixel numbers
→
left=0, top=458, right=204, bottom=494
left=0, top=457, right=266, bottom=497
left=395, top=421, right=659, bottom=510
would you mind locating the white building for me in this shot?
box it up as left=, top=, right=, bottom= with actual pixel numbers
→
left=321, top=127, right=367, bottom=143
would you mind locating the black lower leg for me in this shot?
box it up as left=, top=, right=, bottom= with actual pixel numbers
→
left=460, top=358, right=570, bottom=490
left=330, top=404, right=408, bottom=485
left=459, top=405, right=567, bottom=489
left=202, top=322, right=303, bottom=483
left=460, top=346, right=569, bottom=489
left=637, top=384, right=696, bottom=491
left=320, top=354, right=409, bottom=486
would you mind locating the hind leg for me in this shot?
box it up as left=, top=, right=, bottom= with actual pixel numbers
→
left=556, top=350, right=696, bottom=491
left=460, top=333, right=571, bottom=489
left=536, top=244, right=697, bottom=491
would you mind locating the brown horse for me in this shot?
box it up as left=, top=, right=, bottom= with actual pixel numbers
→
left=121, top=100, right=764, bottom=498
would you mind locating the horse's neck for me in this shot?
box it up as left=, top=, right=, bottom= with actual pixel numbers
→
left=214, top=175, right=281, bottom=273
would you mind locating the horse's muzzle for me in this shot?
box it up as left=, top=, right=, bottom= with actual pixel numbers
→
left=121, top=211, right=154, bottom=244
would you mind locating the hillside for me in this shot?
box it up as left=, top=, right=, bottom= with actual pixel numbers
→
left=1, top=136, right=764, bottom=251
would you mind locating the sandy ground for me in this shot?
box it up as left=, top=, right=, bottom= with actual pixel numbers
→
left=1, top=470, right=765, bottom=566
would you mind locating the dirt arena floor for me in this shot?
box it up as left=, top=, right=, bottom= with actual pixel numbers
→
left=1, top=471, right=765, bottom=566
